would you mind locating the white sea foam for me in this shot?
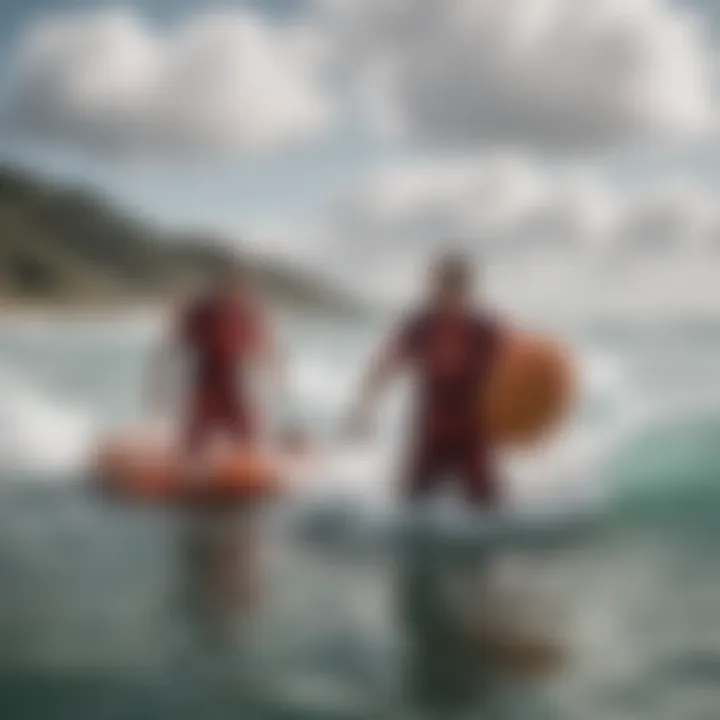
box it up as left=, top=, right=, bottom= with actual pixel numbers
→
left=0, top=314, right=715, bottom=523
left=0, top=341, right=629, bottom=512
left=0, top=362, right=95, bottom=475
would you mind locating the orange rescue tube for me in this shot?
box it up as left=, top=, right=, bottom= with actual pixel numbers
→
left=483, top=330, right=576, bottom=448
left=93, top=437, right=283, bottom=505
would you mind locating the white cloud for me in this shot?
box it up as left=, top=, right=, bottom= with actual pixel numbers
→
left=5, top=9, right=334, bottom=157
left=322, top=0, right=716, bottom=150
left=319, top=154, right=720, bottom=315
left=614, top=182, right=717, bottom=255
left=5, top=1, right=715, bottom=159
left=327, top=154, right=616, bottom=262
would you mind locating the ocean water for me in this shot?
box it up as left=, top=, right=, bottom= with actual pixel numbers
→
left=0, top=312, right=720, bottom=719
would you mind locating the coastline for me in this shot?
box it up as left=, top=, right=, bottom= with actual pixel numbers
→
left=0, top=297, right=167, bottom=320
left=0, top=295, right=370, bottom=322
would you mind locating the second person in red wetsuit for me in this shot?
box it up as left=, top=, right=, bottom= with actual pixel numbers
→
left=349, top=254, right=503, bottom=506
left=147, top=262, right=285, bottom=452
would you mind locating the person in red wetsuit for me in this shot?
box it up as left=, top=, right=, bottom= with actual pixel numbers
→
left=349, top=253, right=502, bottom=506
left=145, top=262, right=295, bottom=642
left=147, top=262, right=285, bottom=452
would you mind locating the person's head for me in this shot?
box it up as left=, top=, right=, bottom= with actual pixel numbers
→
left=428, top=252, right=477, bottom=309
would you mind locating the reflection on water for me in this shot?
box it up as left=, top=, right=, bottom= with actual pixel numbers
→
left=0, top=482, right=719, bottom=720
left=179, top=508, right=262, bottom=648
left=0, top=484, right=571, bottom=720
left=398, top=543, right=566, bottom=712
left=399, top=546, right=495, bottom=710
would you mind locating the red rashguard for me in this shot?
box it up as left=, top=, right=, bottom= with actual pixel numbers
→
left=176, top=294, right=267, bottom=449
left=395, top=309, right=501, bottom=506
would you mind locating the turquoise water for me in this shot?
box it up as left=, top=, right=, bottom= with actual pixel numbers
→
left=1, top=314, right=720, bottom=719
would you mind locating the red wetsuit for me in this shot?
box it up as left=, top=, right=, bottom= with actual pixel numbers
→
left=177, top=293, right=266, bottom=449
left=396, top=309, right=500, bottom=506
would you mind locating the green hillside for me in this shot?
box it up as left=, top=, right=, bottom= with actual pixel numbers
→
left=0, top=165, right=359, bottom=314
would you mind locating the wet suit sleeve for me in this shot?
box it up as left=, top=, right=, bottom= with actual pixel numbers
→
left=391, top=313, right=425, bottom=363
left=173, top=300, right=198, bottom=346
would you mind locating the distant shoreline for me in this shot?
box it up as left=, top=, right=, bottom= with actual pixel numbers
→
left=0, top=164, right=364, bottom=320
left=0, top=296, right=369, bottom=321
left=0, top=297, right=166, bottom=319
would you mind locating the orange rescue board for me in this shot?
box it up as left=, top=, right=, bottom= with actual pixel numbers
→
left=93, top=439, right=283, bottom=505
left=483, top=330, right=576, bottom=448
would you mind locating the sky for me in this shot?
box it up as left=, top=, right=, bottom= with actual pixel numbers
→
left=0, top=0, right=719, bottom=318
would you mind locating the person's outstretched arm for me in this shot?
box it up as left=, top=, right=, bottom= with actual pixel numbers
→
left=347, top=334, right=407, bottom=437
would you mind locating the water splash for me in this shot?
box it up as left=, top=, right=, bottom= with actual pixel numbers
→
left=0, top=362, right=95, bottom=475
